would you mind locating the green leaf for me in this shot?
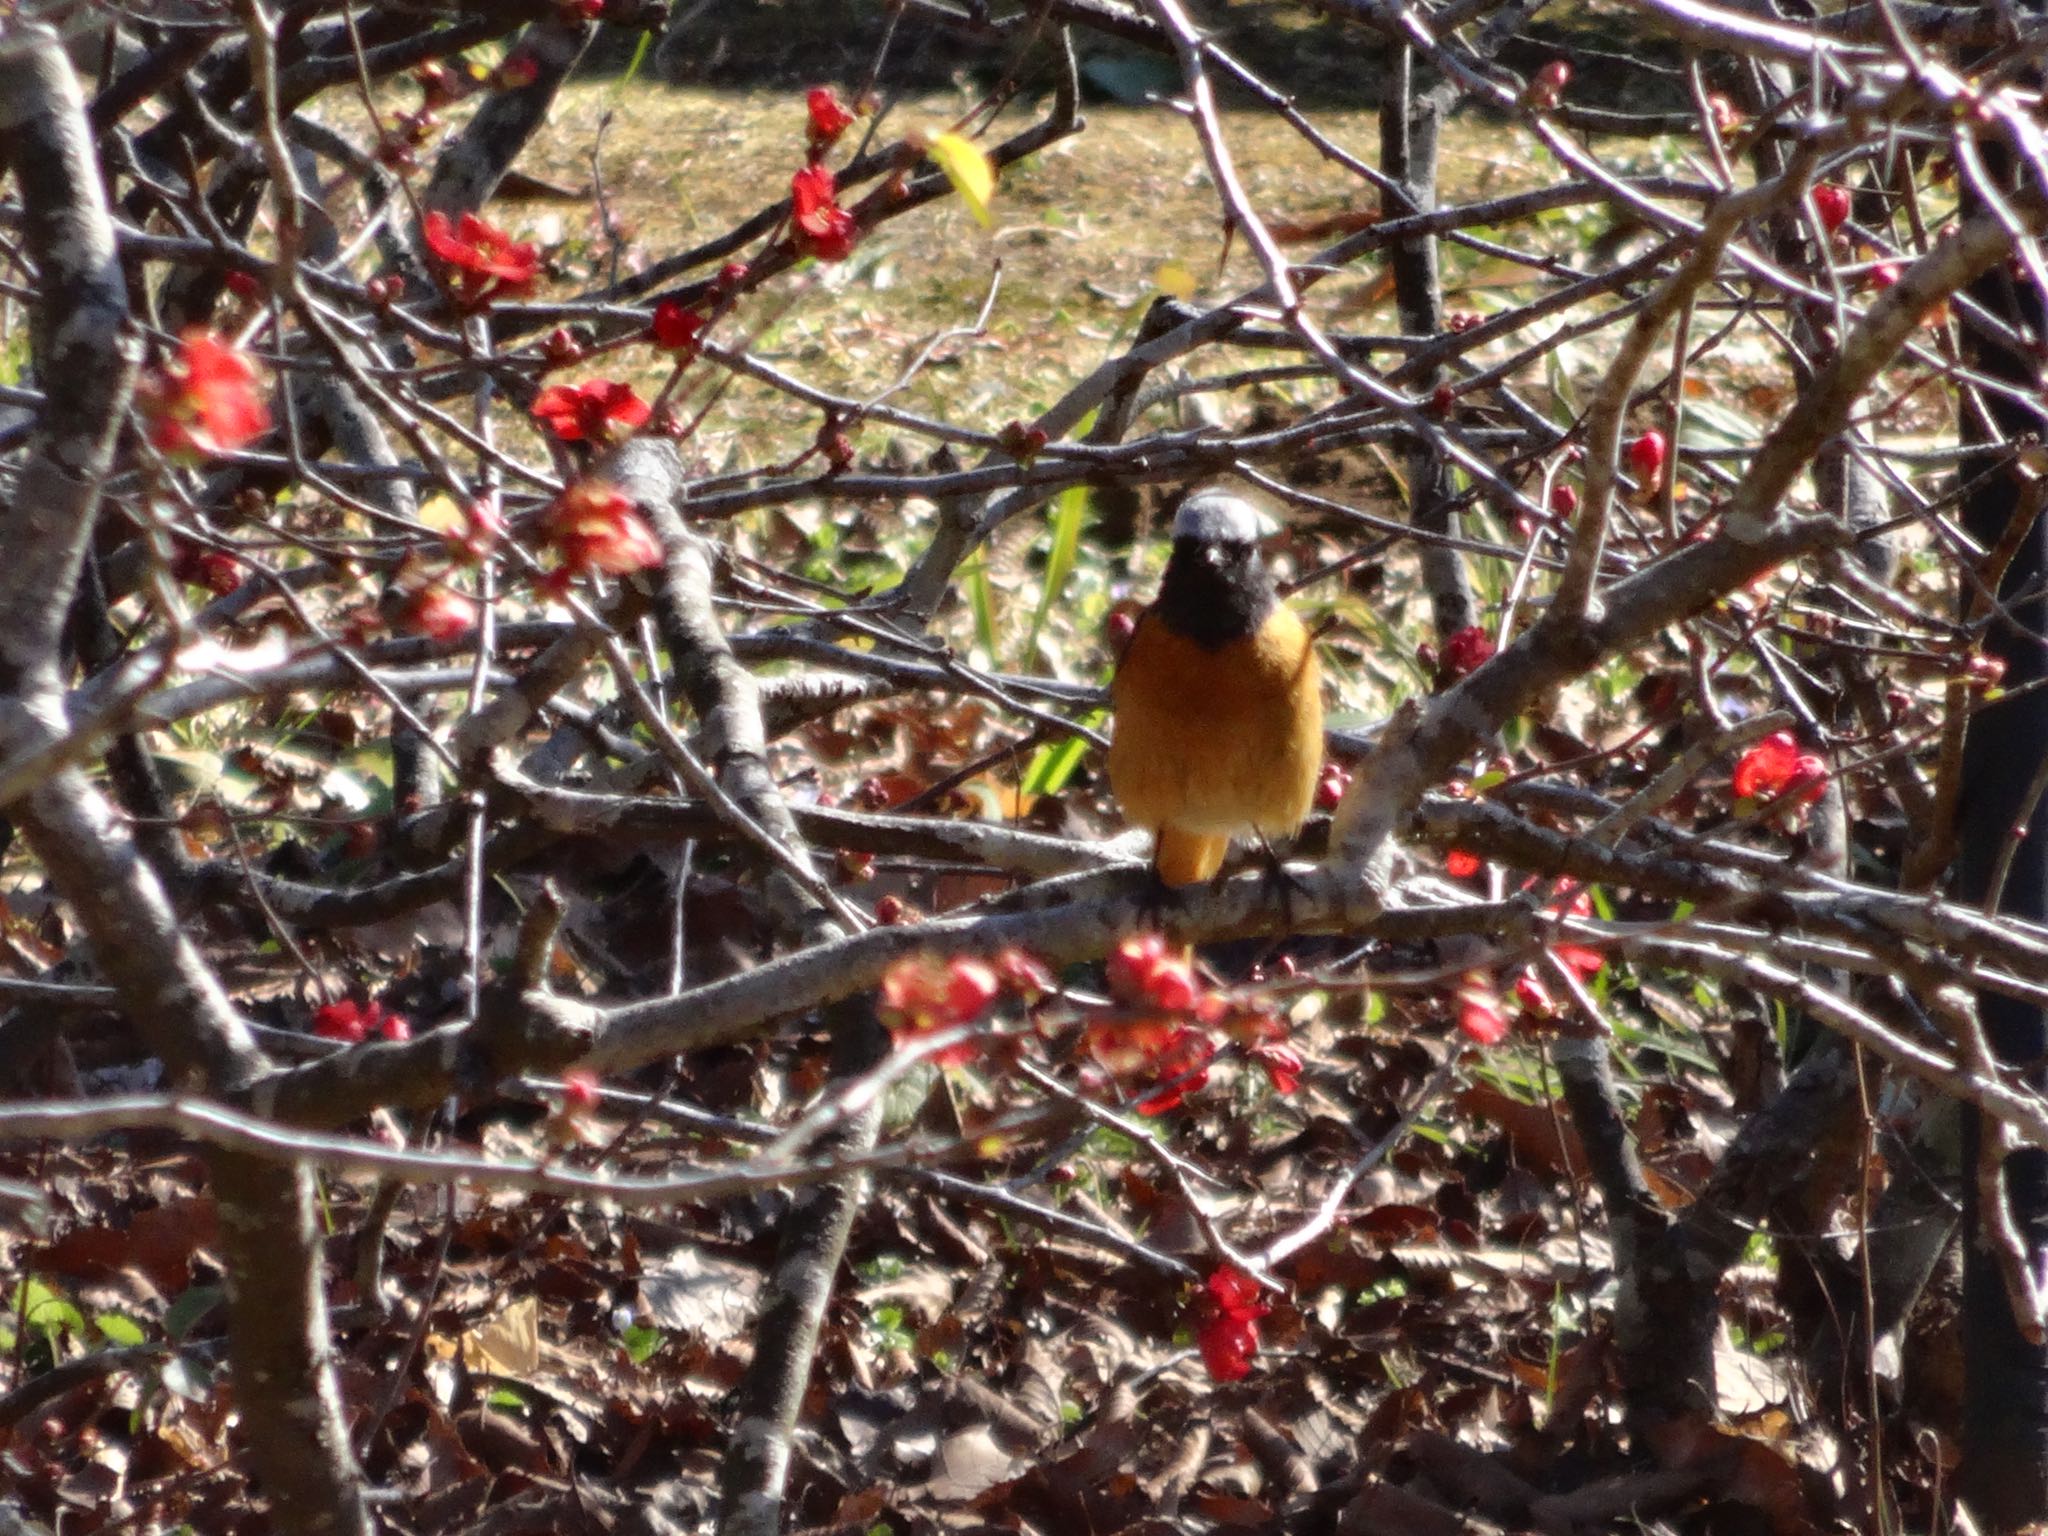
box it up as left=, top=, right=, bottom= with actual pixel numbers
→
left=165, top=1285, right=225, bottom=1343
left=16, top=1277, right=83, bottom=1344
left=621, top=1324, right=665, bottom=1364
left=95, top=1313, right=146, bottom=1347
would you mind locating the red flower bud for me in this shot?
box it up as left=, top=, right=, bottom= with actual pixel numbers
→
left=1437, top=624, right=1496, bottom=682
left=1456, top=970, right=1510, bottom=1045
left=651, top=299, right=706, bottom=355
left=806, top=86, right=856, bottom=149
left=1626, top=429, right=1667, bottom=487
left=998, top=420, right=1049, bottom=462
left=542, top=326, right=584, bottom=369
left=1525, top=59, right=1571, bottom=110
left=1813, top=184, right=1851, bottom=233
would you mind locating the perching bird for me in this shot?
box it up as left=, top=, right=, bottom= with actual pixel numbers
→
left=1107, top=489, right=1324, bottom=886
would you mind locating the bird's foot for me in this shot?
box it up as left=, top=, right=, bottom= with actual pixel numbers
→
left=1255, top=834, right=1309, bottom=932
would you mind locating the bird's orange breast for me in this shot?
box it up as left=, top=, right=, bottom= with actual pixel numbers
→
left=1107, top=605, right=1323, bottom=881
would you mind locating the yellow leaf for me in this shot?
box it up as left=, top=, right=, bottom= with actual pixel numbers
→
left=1154, top=262, right=1198, bottom=299
left=928, top=132, right=995, bottom=228
left=460, top=1295, right=539, bottom=1376
left=416, top=491, right=463, bottom=532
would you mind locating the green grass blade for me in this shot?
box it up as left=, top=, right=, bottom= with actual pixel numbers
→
left=1021, top=713, right=1102, bottom=798
left=1026, top=485, right=1089, bottom=666
left=963, top=550, right=998, bottom=664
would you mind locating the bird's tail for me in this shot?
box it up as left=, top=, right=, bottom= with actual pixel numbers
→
left=1154, top=828, right=1228, bottom=886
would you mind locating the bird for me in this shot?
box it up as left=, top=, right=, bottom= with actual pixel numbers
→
left=1107, top=488, right=1324, bottom=887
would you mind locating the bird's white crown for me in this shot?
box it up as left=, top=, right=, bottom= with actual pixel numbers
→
left=1172, top=490, right=1272, bottom=545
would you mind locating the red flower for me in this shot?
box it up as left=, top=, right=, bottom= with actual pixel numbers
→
left=1553, top=941, right=1605, bottom=979
left=1813, top=184, right=1851, bottom=233
left=547, top=480, right=663, bottom=575
left=312, top=998, right=411, bottom=1044
left=1549, top=483, right=1579, bottom=519
left=1084, top=1016, right=1215, bottom=1113
left=445, top=497, right=506, bottom=566
left=1966, top=652, right=2007, bottom=690
left=400, top=585, right=477, bottom=641
left=1445, top=848, right=1482, bottom=880
left=1438, top=624, right=1496, bottom=682
left=806, top=86, right=856, bottom=149
left=1196, top=1266, right=1270, bottom=1382
left=1514, top=971, right=1556, bottom=1017
left=791, top=163, right=858, bottom=262
left=1107, top=933, right=1201, bottom=1012
left=1456, top=970, right=1510, bottom=1046
left=651, top=299, right=706, bottom=356
left=493, top=51, right=540, bottom=90
left=1732, top=730, right=1828, bottom=809
left=1248, top=1040, right=1303, bottom=1095
left=998, top=419, right=1049, bottom=462
left=993, top=946, right=1056, bottom=1002
left=880, top=953, right=1002, bottom=1064
left=1133, top=1027, right=1216, bottom=1114
left=171, top=541, right=243, bottom=595
left=421, top=209, right=539, bottom=308
left=139, top=330, right=272, bottom=462
left=531, top=379, right=651, bottom=443
left=1545, top=881, right=1606, bottom=979
left=562, top=1070, right=600, bottom=1111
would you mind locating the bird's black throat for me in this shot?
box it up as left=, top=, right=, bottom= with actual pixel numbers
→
left=1154, top=538, right=1275, bottom=650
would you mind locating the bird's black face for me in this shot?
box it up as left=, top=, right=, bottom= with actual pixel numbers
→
left=1156, top=533, right=1275, bottom=649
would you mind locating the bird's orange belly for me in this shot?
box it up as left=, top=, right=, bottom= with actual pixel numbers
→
left=1107, top=609, right=1324, bottom=866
